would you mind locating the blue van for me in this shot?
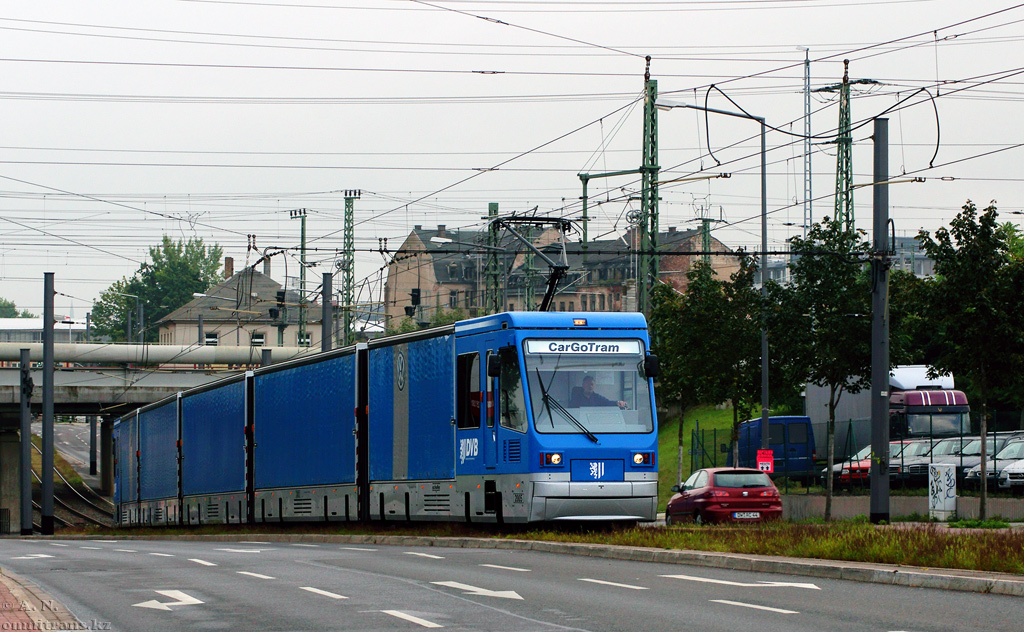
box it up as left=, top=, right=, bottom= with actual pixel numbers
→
left=730, top=416, right=816, bottom=479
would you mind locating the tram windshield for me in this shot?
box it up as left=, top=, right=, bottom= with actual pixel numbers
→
left=523, top=338, right=655, bottom=435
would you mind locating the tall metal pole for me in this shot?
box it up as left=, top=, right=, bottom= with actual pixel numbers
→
left=759, top=120, right=770, bottom=451
left=137, top=302, right=144, bottom=344
left=42, top=272, right=55, bottom=535
left=20, top=348, right=32, bottom=535
left=870, top=118, right=891, bottom=524
left=89, top=415, right=97, bottom=476
left=322, top=272, right=333, bottom=352
left=290, top=208, right=308, bottom=344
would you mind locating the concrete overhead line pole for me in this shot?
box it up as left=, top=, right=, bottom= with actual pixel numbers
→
left=20, top=348, right=32, bottom=535
left=870, top=118, right=891, bottom=524
left=42, top=272, right=55, bottom=535
left=322, top=272, right=333, bottom=352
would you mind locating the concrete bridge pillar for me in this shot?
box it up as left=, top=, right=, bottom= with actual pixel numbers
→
left=0, top=430, right=21, bottom=534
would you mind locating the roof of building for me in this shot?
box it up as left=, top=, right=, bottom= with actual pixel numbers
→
left=158, top=269, right=307, bottom=325
left=0, top=318, right=86, bottom=331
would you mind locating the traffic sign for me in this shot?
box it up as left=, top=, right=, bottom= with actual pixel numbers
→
left=756, top=449, right=774, bottom=473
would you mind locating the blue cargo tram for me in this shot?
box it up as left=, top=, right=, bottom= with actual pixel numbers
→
left=114, top=312, right=660, bottom=525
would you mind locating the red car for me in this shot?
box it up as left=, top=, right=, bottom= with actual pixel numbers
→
left=665, top=467, right=782, bottom=525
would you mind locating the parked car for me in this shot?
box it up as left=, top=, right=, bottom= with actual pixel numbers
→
left=970, top=439, right=1024, bottom=490
left=666, top=467, right=782, bottom=525
left=942, top=434, right=1024, bottom=481
left=898, top=436, right=977, bottom=484
left=998, top=458, right=1024, bottom=494
left=820, top=441, right=910, bottom=486
left=729, top=416, right=816, bottom=480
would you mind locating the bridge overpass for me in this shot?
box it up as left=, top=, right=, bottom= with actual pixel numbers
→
left=0, top=341, right=318, bottom=534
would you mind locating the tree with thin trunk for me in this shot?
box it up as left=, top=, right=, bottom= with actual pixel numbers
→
left=773, top=217, right=871, bottom=521
left=917, top=201, right=1024, bottom=520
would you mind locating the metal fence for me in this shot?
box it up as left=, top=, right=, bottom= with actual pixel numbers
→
left=687, top=410, right=1024, bottom=495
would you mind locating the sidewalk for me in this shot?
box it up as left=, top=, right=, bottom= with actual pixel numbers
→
left=0, top=568, right=81, bottom=630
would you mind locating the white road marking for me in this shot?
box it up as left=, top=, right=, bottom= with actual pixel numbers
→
left=215, top=548, right=268, bottom=553
left=133, top=590, right=204, bottom=611
left=238, top=541, right=270, bottom=544
left=189, top=559, right=217, bottom=566
left=92, top=540, right=118, bottom=543
left=381, top=610, right=443, bottom=628
left=115, top=549, right=137, bottom=553
left=405, top=552, right=444, bottom=559
left=290, top=543, right=319, bottom=547
left=237, top=571, right=275, bottom=580
left=48, top=543, right=68, bottom=547
left=662, top=574, right=819, bottom=590
left=479, top=564, right=530, bottom=572
left=340, top=547, right=377, bottom=552
left=80, top=546, right=102, bottom=550
left=11, top=554, right=54, bottom=560
left=299, top=587, right=347, bottom=599
left=148, top=553, right=174, bottom=557
left=711, top=599, right=799, bottom=614
left=432, top=581, right=522, bottom=600
left=579, top=578, right=647, bottom=590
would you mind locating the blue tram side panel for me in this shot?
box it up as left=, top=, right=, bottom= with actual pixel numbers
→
left=181, top=377, right=246, bottom=525
left=252, top=349, right=358, bottom=522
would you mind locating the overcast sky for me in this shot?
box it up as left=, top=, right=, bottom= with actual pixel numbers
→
left=1, top=0, right=1022, bottom=317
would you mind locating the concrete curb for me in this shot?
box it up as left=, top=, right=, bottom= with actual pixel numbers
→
left=23, top=533, right=1024, bottom=597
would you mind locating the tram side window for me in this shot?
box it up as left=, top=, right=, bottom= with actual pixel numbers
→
left=498, top=347, right=527, bottom=433
left=456, top=352, right=481, bottom=429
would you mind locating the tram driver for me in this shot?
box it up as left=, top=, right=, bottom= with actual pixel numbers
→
left=569, top=374, right=627, bottom=409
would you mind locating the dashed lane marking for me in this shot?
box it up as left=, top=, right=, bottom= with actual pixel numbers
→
left=711, top=599, right=799, bottom=614
left=340, top=547, right=376, bottom=552
left=480, top=564, right=530, bottom=572
left=579, top=578, right=647, bottom=590
left=189, top=559, right=217, bottom=566
left=115, top=549, right=137, bottom=553
left=48, top=543, right=68, bottom=547
left=149, top=553, right=174, bottom=557
left=80, top=546, right=102, bottom=550
left=290, top=544, right=319, bottom=547
left=405, top=552, right=444, bottom=559
left=381, top=610, right=443, bottom=628
left=299, top=587, right=347, bottom=599
left=237, top=571, right=275, bottom=580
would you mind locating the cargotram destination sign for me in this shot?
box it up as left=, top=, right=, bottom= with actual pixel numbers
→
left=525, top=340, right=642, bottom=355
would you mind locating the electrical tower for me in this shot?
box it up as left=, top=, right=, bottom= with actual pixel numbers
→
left=341, top=190, right=361, bottom=346
left=484, top=203, right=501, bottom=314
left=802, top=48, right=812, bottom=240
left=638, top=62, right=660, bottom=315
left=693, top=203, right=725, bottom=265
left=813, top=59, right=878, bottom=233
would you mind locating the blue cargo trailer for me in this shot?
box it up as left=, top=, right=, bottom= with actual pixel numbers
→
left=181, top=376, right=247, bottom=525
left=253, top=349, right=359, bottom=522
left=137, top=398, right=179, bottom=525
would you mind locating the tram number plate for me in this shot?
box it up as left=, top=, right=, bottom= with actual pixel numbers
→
left=733, top=511, right=760, bottom=519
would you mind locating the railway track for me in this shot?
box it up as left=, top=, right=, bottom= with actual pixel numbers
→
left=30, top=442, right=113, bottom=528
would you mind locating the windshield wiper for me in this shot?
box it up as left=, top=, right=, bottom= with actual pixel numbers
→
left=535, top=369, right=598, bottom=443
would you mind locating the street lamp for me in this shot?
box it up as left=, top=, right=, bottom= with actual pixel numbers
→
left=657, top=98, right=771, bottom=452
left=108, top=290, right=142, bottom=344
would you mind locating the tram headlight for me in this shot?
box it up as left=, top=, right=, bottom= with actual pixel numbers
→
left=541, top=452, right=563, bottom=466
left=632, top=452, right=654, bottom=466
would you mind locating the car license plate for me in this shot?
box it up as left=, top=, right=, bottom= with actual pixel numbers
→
left=733, top=511, right=760, bottom=519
